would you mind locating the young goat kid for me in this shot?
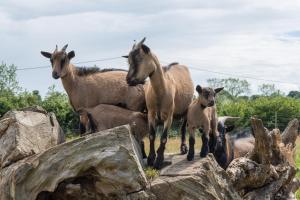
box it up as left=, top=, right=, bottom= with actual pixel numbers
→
left=41, top=45, right=145, bottom=112
left=79, top=104, right=149, bottom=158
left=125, top=38, right=194, bottom=169
left=186, top=85, right=223, bottom=161
left=214, top=117, right=255, bottom=168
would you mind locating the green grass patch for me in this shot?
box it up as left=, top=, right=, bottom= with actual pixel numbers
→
left=65, top=134, right=80, bottom=142
left=144, top=167, right=159, bottom=181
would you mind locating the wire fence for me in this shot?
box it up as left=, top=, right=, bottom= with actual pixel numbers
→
left=14, top=55, right=300, bottom=86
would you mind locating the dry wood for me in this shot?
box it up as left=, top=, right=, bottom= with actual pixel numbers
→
left=226, top=118, right=298, bottom=199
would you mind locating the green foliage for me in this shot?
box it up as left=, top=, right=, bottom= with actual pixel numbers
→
left=41, top=85, right=79, bottom=134
left=144, top=167, right=159, bottom=180
left=288, top=91, right=300, bottom=99
left=258, top=84, right=276, bottom=96
left=296, top=189, right=300, bottom=200
left=218, top=96, right=300, bottom=131
left=0, top=62, right=20, bottom=94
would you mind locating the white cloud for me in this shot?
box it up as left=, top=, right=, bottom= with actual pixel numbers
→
left=0, top=1, right=300, bottom=95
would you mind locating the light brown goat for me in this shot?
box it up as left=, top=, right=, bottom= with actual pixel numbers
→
left=41, top=45, right=145, bottom=112
left=125, top=38, right=194, bottom=169
left=186, top=85, right=224, bottom=161
left=78, top=104, right=148, bottom=158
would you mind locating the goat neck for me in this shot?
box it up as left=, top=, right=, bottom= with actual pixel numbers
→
left=149, top=55, right=166, bottom=97
left=60, top=63, right=78, bottom=96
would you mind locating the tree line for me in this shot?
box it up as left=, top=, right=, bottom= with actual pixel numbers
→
left=0, top=62, right=299, bottom=135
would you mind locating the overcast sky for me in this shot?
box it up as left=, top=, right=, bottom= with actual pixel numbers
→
left=1, top=0, right=300, bottom=96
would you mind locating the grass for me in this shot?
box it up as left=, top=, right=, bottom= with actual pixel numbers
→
left=144, top=167, right=159, bottom=181
left=65, top=134, right=80, bottom=141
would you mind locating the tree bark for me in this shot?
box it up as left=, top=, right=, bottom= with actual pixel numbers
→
left=226, top=118, right=298, bottom=199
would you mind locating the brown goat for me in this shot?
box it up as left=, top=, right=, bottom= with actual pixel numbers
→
left=78, top=104, right=148, bottom=158
left=186, top=85, right=224, bottom=161
left=41, top=45, right=145, bottom=112
left=215, top=117, right=255, bottom=168
left=125, top=38, right=194, bottom=169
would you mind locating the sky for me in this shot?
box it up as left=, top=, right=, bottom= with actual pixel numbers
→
left=1, top=0, right=300, bottom=96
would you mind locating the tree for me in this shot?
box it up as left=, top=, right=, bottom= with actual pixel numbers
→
left=287, top=90, right=300, bottom=99
left=0, top=62, right=20, bottom=95
left=207, top=78, right=250, bottom=97
left=258, top=84, right=276, bottom=96
left=207, top=78, right=223, bottom=89
left=42, top=85, right=79, bottom=134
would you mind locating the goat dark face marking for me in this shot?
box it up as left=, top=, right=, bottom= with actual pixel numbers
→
left=196, top=85, right=224, bottom=107
left=126, top=37, right=155, bottom=86
left=41, top=45, right=75, bottom=79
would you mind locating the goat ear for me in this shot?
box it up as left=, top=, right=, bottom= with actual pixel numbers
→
left=215, top=87, right=224, bottom=94
left=67, top=51, right=75, bottom=60
left=141, top=44, right=150, bottom=54
left=196, top=85, right=202, bottom=93
left=122, top=55, right=129, bottom=58
left=41, top=51, right=52, bottom=58
left=225, top=125, right=235, bottom=133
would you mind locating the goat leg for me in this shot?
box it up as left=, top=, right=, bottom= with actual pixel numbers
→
left=147, top=125, right=156, bottom=167
left=180, top=119, right=188, bottom=154
left=187, top=127, right=195, bottom=161
left=200, top=132, right=209, bottom=157
left=208, top=133, right=216, bottom=153
left=154, top=127, right=168, bottom=169
left=140, top=141, right=147, bottom=159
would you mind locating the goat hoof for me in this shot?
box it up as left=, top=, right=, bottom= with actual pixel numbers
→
left=147, top=153, right=156, bottom=167
left=154, top=156, right=164, bottom=170
left=180, top=144, right=188, bottom=155
left=200, top=151, right=208, bottom=158
left=187, top=153, right=194, bottom=161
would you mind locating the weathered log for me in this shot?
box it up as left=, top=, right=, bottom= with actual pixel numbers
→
left=149, top=154, right=242, bottom=200
left=0, top=106, right=64, bottom=169
left=226, top=118, right=298, bottom=199
left=248, top=118, right=272, bottom=164
left=282, top=118, right=299, bottom=147
left=243, top=164, right=296, bottom=200
left=0, top=125, right=147, bottom=200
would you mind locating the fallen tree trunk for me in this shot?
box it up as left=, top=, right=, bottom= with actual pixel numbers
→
left=0, top=125, right=147, bottom=200
left=226, top=118, right=298, bottom=199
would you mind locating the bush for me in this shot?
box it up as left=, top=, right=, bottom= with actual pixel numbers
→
left=218, top=96, right=300, bottom=131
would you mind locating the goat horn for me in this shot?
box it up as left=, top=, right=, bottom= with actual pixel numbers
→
left=136, top=37, right=146, bottom=49
left=218, top=116, right=240, bottom=125
left=55, top=45, right=58, bottom=52
left=62, top=44, right=68, bottom=52
left=132, top=40, right=137, bottom=49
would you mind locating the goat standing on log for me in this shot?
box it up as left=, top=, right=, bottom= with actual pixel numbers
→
left=186, top=85, right=223, bottom=161
left=125, top=38, right=194, bottom=169
left=41, top=45, right=145, bottom=112
left=78, top=104, right=149, bottom=158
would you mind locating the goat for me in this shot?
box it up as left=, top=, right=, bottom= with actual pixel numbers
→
left=186, top=85, right=224, bottom=161
left=78, top=104, right=148, bottom=158
left=214, top=116, right=255, bottom=169
left=124, top=38, right=194, bottom=169
left=41, top=45, right=145, bottom=112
